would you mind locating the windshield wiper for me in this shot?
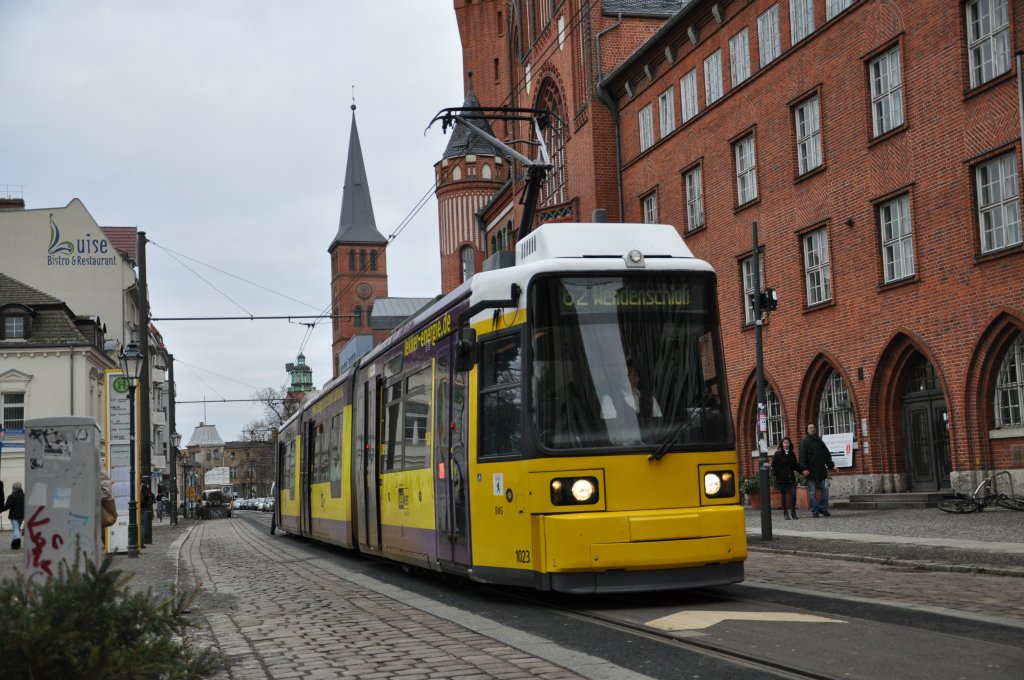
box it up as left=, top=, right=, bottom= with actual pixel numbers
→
left=649, top=392, right=714, bottom=461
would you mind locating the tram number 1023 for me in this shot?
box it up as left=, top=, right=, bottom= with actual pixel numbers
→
left=515, top=549, right=531, bottom=564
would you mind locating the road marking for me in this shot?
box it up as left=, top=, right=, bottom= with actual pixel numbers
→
left=647, top=610, right=846, bottom=631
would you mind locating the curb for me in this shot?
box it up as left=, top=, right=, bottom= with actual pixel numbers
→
left=748, top=545, right=1024, bottom=578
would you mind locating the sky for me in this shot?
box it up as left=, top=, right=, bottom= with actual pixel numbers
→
left=0, top=1, right=465, bottom=442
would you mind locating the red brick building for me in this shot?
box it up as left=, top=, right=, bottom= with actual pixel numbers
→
left=330, top=106, right=391, bottom=376
left=445, top=0, right=1024, bottom=497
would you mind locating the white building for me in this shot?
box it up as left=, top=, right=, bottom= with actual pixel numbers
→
left=0, top=196, right=174, bottom=490
left=0, top=273, right=116, bottom=499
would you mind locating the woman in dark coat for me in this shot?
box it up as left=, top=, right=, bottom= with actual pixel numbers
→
left=2, top=481, right=25, bottom=549
left=771, top=437, right=800, bottom=520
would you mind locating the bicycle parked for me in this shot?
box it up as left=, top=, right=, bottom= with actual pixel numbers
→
left=938, top=471, right=1024, bottom=513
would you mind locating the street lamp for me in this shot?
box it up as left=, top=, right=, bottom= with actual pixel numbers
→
left=119, top=341, right=143, bottom=557
left=170, top=431, right=181, bottom=525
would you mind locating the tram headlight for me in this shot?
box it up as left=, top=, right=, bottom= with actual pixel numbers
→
left=550, top=476, right=600, bottom=505
left=704, top=471, right=735, bottom=499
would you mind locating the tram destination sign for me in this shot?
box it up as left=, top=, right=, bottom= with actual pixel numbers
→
left=557, top=280, right=700, bottom=313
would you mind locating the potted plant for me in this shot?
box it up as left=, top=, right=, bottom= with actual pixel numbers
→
left=795, top=472, right=810, bottom=510
left=740, top=476, right=760, bottom=508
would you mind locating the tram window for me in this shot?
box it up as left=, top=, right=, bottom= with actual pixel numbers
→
left=384, top=352, right=403, bottom=380
left=313, top=421, right=331, bottom=484
left=330, top=414, right=342, bottom=484
left=480, top=332, right=523, bottom=458
left=283, top=440, right=296, bottom=493
left=382, top=382, right=404, bottom=472
left=403, top=367, right=431, bottom=469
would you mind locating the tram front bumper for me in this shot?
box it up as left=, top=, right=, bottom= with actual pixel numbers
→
left=538, top=505, right=746, bottom=572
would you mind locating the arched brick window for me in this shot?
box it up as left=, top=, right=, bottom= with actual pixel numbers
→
left=352, top=306, right=363, bottom=328
left=461, top=246, right=474, bottom=283
left=762, top=383, right=785, bottom=449
left=535, top=79, right=567, bottom=207
left=995, top=334, right=1024, bottom=428
left=370, top=250, right=378, bottom=271
left=348, top=249, right=356, bottom=270
left=818, top=369, right=854, bottom=435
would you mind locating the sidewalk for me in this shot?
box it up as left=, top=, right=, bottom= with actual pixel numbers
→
left=745, top=505, right=1024, bottom=576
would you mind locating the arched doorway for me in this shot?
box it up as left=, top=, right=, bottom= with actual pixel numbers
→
left=900, top=355, right=950, bottom=490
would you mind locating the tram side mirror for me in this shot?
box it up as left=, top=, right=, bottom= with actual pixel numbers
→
left=455, top=328, right=477, bottom=372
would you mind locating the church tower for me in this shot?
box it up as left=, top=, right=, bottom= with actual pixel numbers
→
left=434, top=77, right=507, bottom=294
left=329, top=104, right=389, bottom=377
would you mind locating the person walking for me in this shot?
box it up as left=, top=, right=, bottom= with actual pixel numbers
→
left=771, top=437, right=800, bottom=520
left=2, top=481, right=25, bottom=549
left=800, top=423, right=835, bottom=518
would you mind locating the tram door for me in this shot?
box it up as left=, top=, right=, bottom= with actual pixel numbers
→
left=434, top=339, right=471, bottom=567
left=355, top=373, right=382, bottom=552
left=302, top=419, right=316, bottom=535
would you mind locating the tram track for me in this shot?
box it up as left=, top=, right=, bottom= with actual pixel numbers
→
left=480, top=584, right=833, bottom=680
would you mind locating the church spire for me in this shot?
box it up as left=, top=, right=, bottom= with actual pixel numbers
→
left=331, top=104, right=387, bottom=248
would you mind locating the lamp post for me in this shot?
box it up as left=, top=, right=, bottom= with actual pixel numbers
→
left=170, top=432, right=181, bottom=525
left=119, top=341, right=143, bottom=557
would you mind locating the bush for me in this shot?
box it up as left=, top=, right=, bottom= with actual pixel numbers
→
left=0, top=552, right=225, bottom=679
left=739, top=475, right=760, bottom=496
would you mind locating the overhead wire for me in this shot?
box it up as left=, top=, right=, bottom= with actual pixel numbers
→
left=149, top=241, right=324, bottom=312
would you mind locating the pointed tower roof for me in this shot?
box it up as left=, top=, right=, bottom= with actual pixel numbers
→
left=331, top=105, right=387, bottom=249
left=442, top=77, right=501, bottom=160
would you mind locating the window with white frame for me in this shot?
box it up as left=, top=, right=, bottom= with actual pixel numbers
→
left=685, top=166, right=704, bottom=231
left=995, top=334, right=1024, bottom=428
left=803, top=227, right=832, bottom=305
left=3, top=316, right=26, bottom=340
left=680, top=70, right=699, bottom=121
left=734, top=134, right=758, bottom=205
left=976, top=152, right=1022, bottom=253
left=818, top=370, right=854, bottom=435
left=764, top=383, right=785, bottom=449
left=790, top=0, right=815, bottom=43
left=758, top=5, right=782, bottom=66
left=658, top=87, right=676, bottom=138
left=879, top=194, right=915, bottom=283
left=826, top=0, right=853, bottom=20
left=1, top=392, right=25, bottom=431
left=966, top=0, right=1011, bottom=88
left=794, top=95, right=822, bottom=175
left=704, top=50, right=723, bottom=105
left=869, top=46, right=904, bottom=137
left=642, top=193, right=658, bottom=224
left=741, top=253, right=764, bottom=325
left=639, top=104, right=654, bottom=152
left=730, top=29, right=751, bottom=86
left=461, top=245, right=475, bottom=283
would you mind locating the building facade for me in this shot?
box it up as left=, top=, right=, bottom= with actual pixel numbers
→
left=0, top=196, right=176, bottom=488
left=0, top=274, right=117, bottom=493
left=449, top=0, right=1024, bottom=495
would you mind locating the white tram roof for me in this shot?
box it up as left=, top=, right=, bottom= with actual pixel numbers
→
left=465, top=222, right=712, bottom=321
left=517, top=222, right=693, bottom=263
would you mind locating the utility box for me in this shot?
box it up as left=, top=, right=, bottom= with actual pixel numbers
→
left=23, top=417, right=102, bottom=583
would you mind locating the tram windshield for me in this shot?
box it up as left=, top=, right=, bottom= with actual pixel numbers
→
left=530, top=274, right=733, bottom=452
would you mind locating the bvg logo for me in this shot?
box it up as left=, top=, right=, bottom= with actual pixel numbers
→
left=48, top=214, right=73, bottom=255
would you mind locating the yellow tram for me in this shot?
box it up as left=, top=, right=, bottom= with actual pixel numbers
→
left=275, top=222, right=746, bottom=593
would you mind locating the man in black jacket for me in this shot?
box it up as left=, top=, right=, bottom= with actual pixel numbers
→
left=2, top=481, right=25, bottom=549
left=800, top=423, right=835, bottom=518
